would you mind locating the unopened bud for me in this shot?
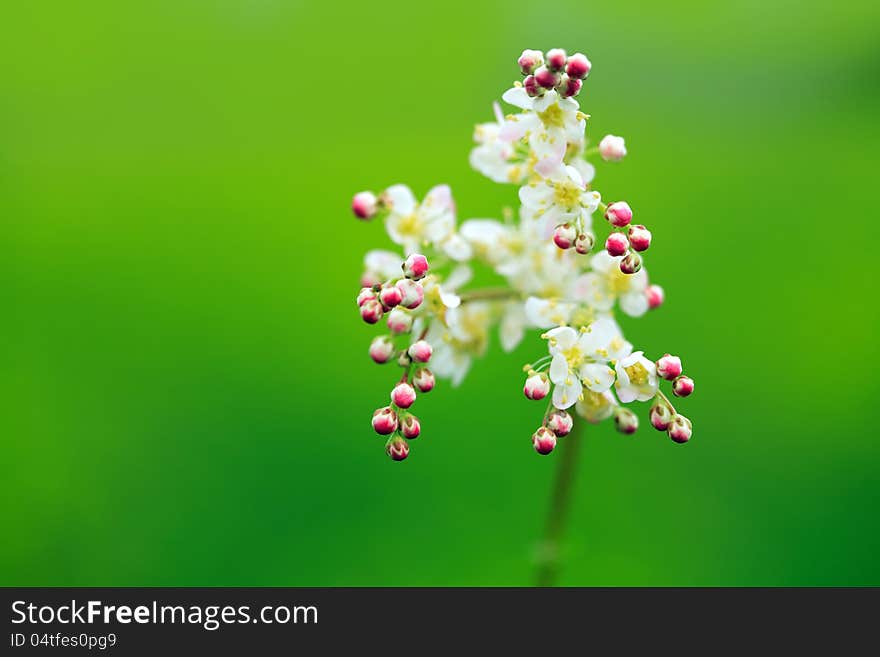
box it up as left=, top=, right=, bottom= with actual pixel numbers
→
left=413, top=367, right=435, bottom=393
left=387, top=307, right=413, bottom=334
left=518, top=49, right=544, bottom=76
left=524, top=372, right=551, bottom=400
left=372, top=406, right=398, bottom=435
left=400, top=414, right=421, bottom=440
left=646, top=284, right=665, bottom=309
left=352, top=191, right=377, bottom=220
left=379, top=284, right=403, bottom=309
left=565, top=53, right=592, bottom=80
left=408, top=339, right=433, bottom=363
left=546, top=410, right=573, bottom=437
left=575, top=232, right=595, bottom=255
left=656, top=354, right=683, bottom=381
left=369, top=336, right=396, bottom=364
left=523, top=75, right=541, bottom=97
left=532, top=427, right=557, bottom=455
left=397, top=351, right=412, bottom=368
left=386, top=436, right=410, bottom=461
left=557, top=74, right=582, bottom=98
left=605, top=232, right=629, bottom=257
left=668, top=414, right=693, bottom=444
left=604, top=201, right=633, bottom=227
left=360, top=299, right=384, bottom=324
left=534, top=66, right=560, bottom=90
left=396, top=278, right=424, bottom=309
left=649, top=403, right=673, bottom=431
left=391, top=382, right=417, bottom=409
left=672, top=375, right=694, bottom=398
left=598, top=134, right=627, bottom=162
left=628, top=224, right=652, bottom=252
left=402, top=253, right=429, bottom=280
left=614, top=407, right=639, bottom=434
left=357, top=287, right=378, bottom=307
left=619, top=251, right=642, bottom=274
left=546, top=48, right=567, bottom=72
left=553, top=223, right=577, bottom=249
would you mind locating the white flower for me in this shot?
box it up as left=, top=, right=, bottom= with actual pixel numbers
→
left=518, top=165, right=601, bottom=228
left=570, top=250, right=650, bottom=317
left=420, top=264, right=471, bottom=320
left=614, top=350, right=658, bottom=403
left=425, top=301, right=491, bottom=387
left=470, top=102, right=529, bottom=184
left=575, top=389, right=618, bottom=424
left=384, top=184, right=456, bottom=255
left=363, top=249, right=403, bottom=282
left=544, top=323, right=621, bottom=409
left=499, top=301, right=526, bottom=352
left=525, top=296, right=575, bottom=329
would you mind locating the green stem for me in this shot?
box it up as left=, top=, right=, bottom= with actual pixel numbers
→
left=535, top=419, right=585, bottom=587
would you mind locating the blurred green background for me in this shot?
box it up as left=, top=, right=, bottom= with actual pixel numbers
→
left=2, top=0, right=879, bottom=586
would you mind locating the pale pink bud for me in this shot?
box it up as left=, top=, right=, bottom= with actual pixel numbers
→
left=614, top=407, right=639, bottom=434
left=391, top=382, right=417, bottom=409
left=646, top=284, right=665, bottom=309
left=598, top=134, right=627, bottom=162
left=534, top=66, right=560, bottom=90
left=656, top=354, right=683, bottom=381
left=553, top=223, right=577, bottom=250
left=369, top=336, right=396, bottom=364
left=605, top=232, right=629, bottom=257
left=546, top=48, right=567, bottom=72
left=408, top=339, right=433, bottom=363
left=649, top=403, right=673, bottom=431
left=546, top=410, right=573, bottom=437
left=413, top=367, right=435, bottom=393
left=619, top=252, right=642, bottom=274
left=379, top=284, right=403, bottom=309
left=360, top=299, right=384, bottom=324
left=400, top=414, right=421, bottom=440
left=672, top=375, right=694, bottom=398
left=372, top=406, right=398, bottom=435
left=628, top=224, right=652, bottom=252
left=357, top=287, right=378, bottom=307
left=523, top=372, right=550, bottom=400
left=604, top=201, right=633, bottom=227
left=532, top=427, right=557, bottom=455
left=396, top=278, right=424, bottom=309
left=575, top=232, right=595, bottom=255
left=352, top=191, right=377, bottom=220
left=386, top=307, right=413, bottom=334
left=402, top=253, right=429, bottom=280
left=518, top=49, right=544, bottom=76
left=668, top=414, right=692, bottom=444
left=523, top=75, right=541, bottom=97
left=361, top=271, right=382, bottom=288
left=565, top=53, right=592, bottom=80
left=386, top=436, right=410, bottom=461
left=558, top=75, right=582, bottom=98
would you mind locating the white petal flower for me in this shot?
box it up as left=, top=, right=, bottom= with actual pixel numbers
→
left=525, top=296, right=574, bottom=328
left=364, top=249, right=403, bottom=281
left=384, top=184, right=456, bottom=255
left=582, top=251, right=651, bottom=317
left=499, top=301, right=526, bottom=352
left=615, top=351, right=658, bottom=403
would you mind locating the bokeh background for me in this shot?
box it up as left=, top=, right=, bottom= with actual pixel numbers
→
left=2, top=0, right=879, bottom=585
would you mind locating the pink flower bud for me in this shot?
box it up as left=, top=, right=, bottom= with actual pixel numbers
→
left=565, top=53, right=592, bottom=80
left=532, top=427, right=557, bottom=455
left=413, top=367, right=435, bottom=393
left=656, top=354, right=683, bottom=381
left=646, top=284, right=665, bottom=309
left=604, top=201, right=633, bottom=227
left=386, top=436, right=410, bottom=461
left=360, top=299, right=384, bottom=324
left=372, top=406, right=398, bottom=435
left=619, top=252, right=642, bottom=274
left=672, top=375, right=694, bottom=398
left=553, top=223, right=577, bottom=250
left=386, top=307, right=413, bottom=334
left=396, top=278, right=424, bottom=309
left=649, top=403, right=673, bottom=431
left=408, top=339, right=433, bottom=363
left=379, top=284, right=403, bottom=309
left=614, top=408, right=639, bottom=434
left=558, top=75, right=582, bottom=98
left=352, top=191, right=377, bottom=220
left=518, top=49, right=544, bottom=76
left=361, top=271, right=382, bottom=288
left=523, top=75, right=541, bottom=97
left=401, top=414, right=421, bottom=440
left=534, top=66, right=560, bottom=90
left=357, top=287, right=378, bottom=307
left=628, top=224, right=652, bottom=252
left=402, top=253, right=429, bottom=280
left=546, top=410, right=573, bottom=437
left=546, top=48, right=567, bottom=72
left=668, top=414, right=692, bottom=444
left=523, top=372, right=550, bottom=400
left=391, top=382, right=417, bottom=409
left=598, top=134, right=627, bottom=162
left=605, top=232, right=629, bottom=257
left=575, top=232, right=595, bottom=255
left=369, top=336, right=396, bottom=364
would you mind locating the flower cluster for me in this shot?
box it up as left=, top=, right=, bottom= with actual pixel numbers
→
left=352, top=46, right=695, bottom=461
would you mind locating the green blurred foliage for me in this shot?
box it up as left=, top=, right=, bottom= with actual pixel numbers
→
left=1, top=0, right=878, bottom=585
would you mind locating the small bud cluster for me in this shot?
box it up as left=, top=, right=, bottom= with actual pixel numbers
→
left=517, top=48, right=591, bottom=100
left=601, top=201, right=654, bottom=275
left=530, top=409, right=573, bottom=455
left=360, top=254, right=436, bottom=460
left=648, top=354, right=695, bottom=444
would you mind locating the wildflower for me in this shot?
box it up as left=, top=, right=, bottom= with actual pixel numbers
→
left=672, top=375, right=695, bottom=398
left=598, top=134, right=627, bottom=161
left=532, top=427, right=557, bottom=455
left=614, top=351, right=658, bottom=403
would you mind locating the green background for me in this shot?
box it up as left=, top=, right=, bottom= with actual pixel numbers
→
left=2, top=1, right=878, bottom=585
